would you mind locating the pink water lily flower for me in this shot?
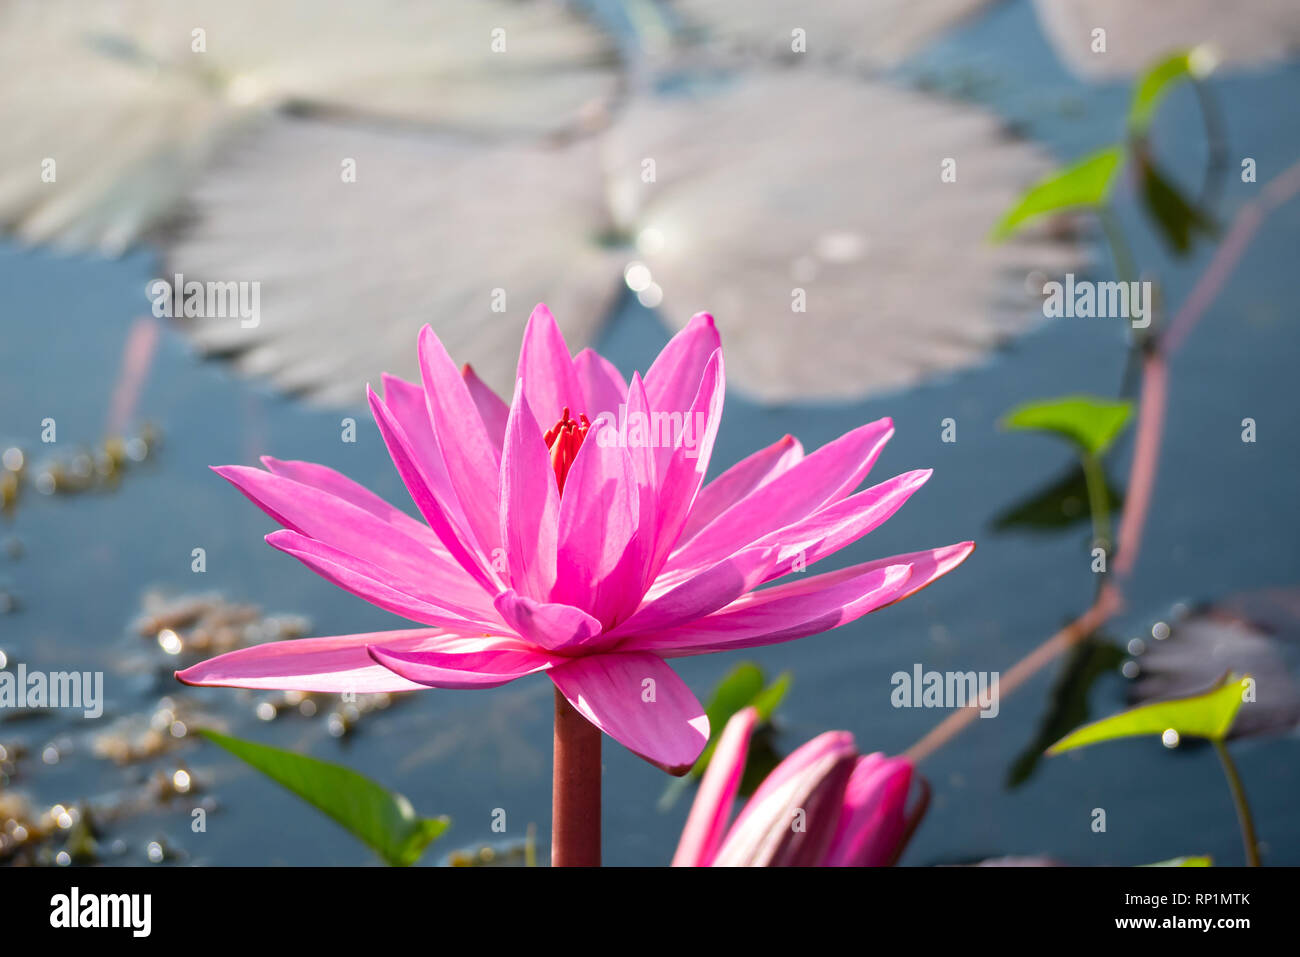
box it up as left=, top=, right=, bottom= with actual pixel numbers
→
left=178, top=304, right=972, bottom=775
left=674, top=707, right=925, bottom=866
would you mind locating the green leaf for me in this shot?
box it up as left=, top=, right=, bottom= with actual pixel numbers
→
left=749, top=672, right=792, bottom=722
left=1002, top=395, right=1133, bottom=457
left=1136, top=152, right=1217, bottom=256
left=201, top=729, right=448, bottom=866
left=991, top=146, right=1124, bottom=240
left=1047, top=674, right=1251, bottom=755
left=693, top=663, right=791, bottom=774
left=992, top=464, right=1124, bottom=533
left=1142, top=855, right=1213, bottom=867
left=1128, top=48, right=1216, bottom=136
left=659, top=663, right=791, bottom=810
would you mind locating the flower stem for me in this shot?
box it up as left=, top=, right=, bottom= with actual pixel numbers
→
left=552, top=689, right=601, bottom=866
left=1212, top=739, right=1260, bottom=866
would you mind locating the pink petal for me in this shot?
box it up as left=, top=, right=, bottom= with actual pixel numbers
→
left=644, top=312, right=721, bottom=418
left=823, top=753, right=914, bottom=867
left=751, top=469, right=932, bottom=583
left=574, top=348, right=628, bottom=419
left=493, top=590, right=603, bottom=653
left=679, top=434, right=804, bottom=542
left=368, top=636, right=558, bottom=689
left=621, top=561, right=915, bottom=657
left=260, top=456, right=437, bottom=548
left=551, top=420, right=647, bottom=628
left=653, top=468, right=932, bottom=596
left=461, top=363, right=510, bottom=450
left=613, top=544, right=779, bottom=637
left=499, top=381, right=559, bottom=601
left=620, top=373, right=659, bottom=593
left=636, top=541, right=973, bottom=657
left=864, top=541, right=977, bottom=609
left=713, top=731, right=857, bottom=866
left=212, top=462, right=492, bottom=611
left=176, top=628, right=446, bottom=693
left=417, top=325, right=503, bottom=557
left=647, top=348, right=725, bottom=580
left=367, top=388, right=501, bottom=592
left=665, top=418, right=894, bottom=577
left=266, top=530, right=499, bottom=630
left=672, top=707, right=758, bottom=867
left=517, top=303, right=584, bottom=427
left=549, top=652, right=709, bottom=774
left=379, top=374, right=476, bottom=537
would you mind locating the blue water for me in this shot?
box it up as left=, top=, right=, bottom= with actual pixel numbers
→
left=2, top=0, right=1298, bottom=865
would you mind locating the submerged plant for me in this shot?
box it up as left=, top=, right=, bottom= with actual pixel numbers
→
left=178, top=304, right=971, bottom=864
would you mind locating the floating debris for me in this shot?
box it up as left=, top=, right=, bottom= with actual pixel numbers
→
left=91, top=696, right=219, bottom=766
left=0, top=425, right=160, bottom=516
left=133, top=589, right=309, bottom=659
left=0, top=795, right=101, bottom=866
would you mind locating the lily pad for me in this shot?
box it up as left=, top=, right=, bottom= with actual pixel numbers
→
left=1033, top=0, right=1300, bottom=78
left=167, top=72, right=1085, bottom=405
left=0, top=0, right=622, bottom=254
left=1129, top=596, right=1300, bottom=739
left=669, top=0, right=994, bottom=70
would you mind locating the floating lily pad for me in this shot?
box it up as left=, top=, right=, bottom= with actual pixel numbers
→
left=1129, top=595, right=1300, bottom=739
left=1033, top=0, right=1300, bottom=78
left=167, top=71, right=1085, bottom=405
left=0, top=0, right=622, bottom=254
left=669, top=0, right=994, bottom=70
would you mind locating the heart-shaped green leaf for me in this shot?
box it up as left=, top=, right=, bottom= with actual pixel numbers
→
left=1142, top=855, right=1213, bottom=867
left=991, top=146, right=1124, bottom=240
left=1048, top=674, right=1251, bottom=755
left=1128, top=48, right=1216, bottom=136
left=693, top=662, right=791, bottom=774
left=1002, top=395, right=1133, bottom=457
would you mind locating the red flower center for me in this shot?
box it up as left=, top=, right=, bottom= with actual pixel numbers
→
left=543, top=407, right=590, bottom=494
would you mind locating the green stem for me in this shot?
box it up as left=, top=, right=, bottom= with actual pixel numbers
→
left=1079, top=451, right=1113, bottom=557
left=1192, top=78, right=1229, bottom=213
left=1098, top=205, right=1139, bottom=289
left=1213, top=739, right=1260, bottom=866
